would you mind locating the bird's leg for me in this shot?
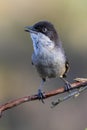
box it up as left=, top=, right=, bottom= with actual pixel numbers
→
left=60, top=77, right=71, bottom=91
left=38, top=78, right=46, bottom=103
left=61, top=77, right=80, bottom=98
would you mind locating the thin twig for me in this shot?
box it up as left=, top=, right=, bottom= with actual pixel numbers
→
left=51, top=85, right=87, bottom=108
left=0, top=78, right=87, bottom=117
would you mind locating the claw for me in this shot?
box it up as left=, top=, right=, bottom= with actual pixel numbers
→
left=65, top=82, right=71, bottom=91
left=60, top=77, right=72, bottom=91
left=38, top=89, right=45, bottom=103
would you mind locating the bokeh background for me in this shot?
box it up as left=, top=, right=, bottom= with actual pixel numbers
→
left=0, top=0, right=87, bottom=130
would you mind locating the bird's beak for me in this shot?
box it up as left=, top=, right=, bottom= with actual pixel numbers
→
left=24, top=26, right=36, bottom=33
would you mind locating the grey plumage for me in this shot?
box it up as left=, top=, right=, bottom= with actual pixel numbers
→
left=25, top=21, right=70, bottom=101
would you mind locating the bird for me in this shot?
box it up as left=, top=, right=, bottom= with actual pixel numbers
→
left=25, top=21, right=70, bottom=102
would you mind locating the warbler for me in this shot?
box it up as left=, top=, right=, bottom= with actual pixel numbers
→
left=25, top=21, right=70, bottom=102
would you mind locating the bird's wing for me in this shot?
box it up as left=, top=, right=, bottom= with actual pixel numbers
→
left=63, top=60, right=70, bottom=78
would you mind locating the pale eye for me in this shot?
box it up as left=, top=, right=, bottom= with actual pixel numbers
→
left=42, top=28, right=47, bottom=33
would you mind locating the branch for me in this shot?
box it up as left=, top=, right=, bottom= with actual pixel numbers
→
left=0, top=78, right=87, bottom=118
left=51, top=84, right=87, bottom=108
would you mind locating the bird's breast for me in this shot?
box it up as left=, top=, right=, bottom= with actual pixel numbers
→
left=32, top=46, right=66, bottom=78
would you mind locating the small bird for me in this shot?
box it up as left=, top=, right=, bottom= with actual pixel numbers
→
left=25, top=21, right=70, bottom=102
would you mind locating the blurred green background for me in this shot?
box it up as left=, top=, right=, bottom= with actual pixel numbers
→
left=0, top=0, right=87, bottom=130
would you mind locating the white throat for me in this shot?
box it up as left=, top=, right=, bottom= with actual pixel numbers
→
left=30, top=32, right=55, bottom=55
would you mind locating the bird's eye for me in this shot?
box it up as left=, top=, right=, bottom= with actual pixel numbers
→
left=42, top=28, right=47, bottom=33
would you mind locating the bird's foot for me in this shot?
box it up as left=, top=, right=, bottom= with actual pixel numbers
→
left=64, top=82, right=80, bottom=97
left=64, top=81, right=72, bottom=91
left=37, top=89, right=45, bottom=103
